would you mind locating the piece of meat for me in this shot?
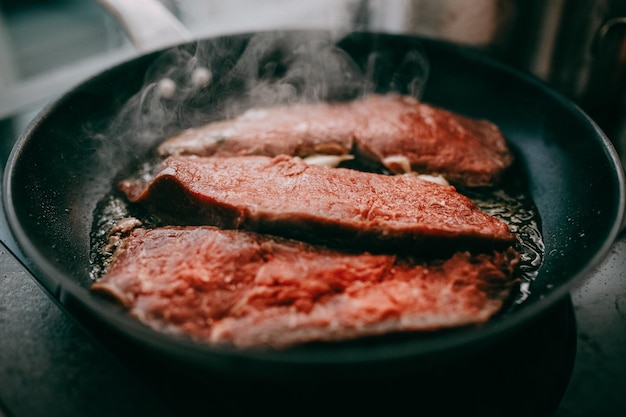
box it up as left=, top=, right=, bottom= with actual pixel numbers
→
left=92, top=226, right=519, bottom=349
left=157, top=94, right=513, bottom=187
left=119, top=155, right=516, bottom=254
left=157, top=103, right=355, bottom=159
left=350, top=95, right=513, bottom=187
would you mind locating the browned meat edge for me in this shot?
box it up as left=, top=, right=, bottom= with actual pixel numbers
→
left=157, top=94, right=514, bottom=187
left=119, top=155, right=517, bottom=255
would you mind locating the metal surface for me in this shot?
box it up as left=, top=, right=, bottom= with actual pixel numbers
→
left=367, top=0, right=626, bottom=167
left=96, top=0, right=192, bottom=53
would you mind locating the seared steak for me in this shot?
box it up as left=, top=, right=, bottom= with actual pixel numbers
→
left=351, top=95, right=513, bottom=187
left=157, top=102, right=355, bottom=159
left=157, top=94, right=513, bottom=187
left=92, top=226, right=519, bottom=349
left=119, top=155, right=516, bottom=253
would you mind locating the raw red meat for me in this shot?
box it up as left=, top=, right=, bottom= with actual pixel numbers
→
left=92, top=226, right=519, bottom=349
left=157, top=94, right=513, bottom=187
left=119, top=155, right=516, bottom=253
left=157, top=102, right=355, bottom=159
left=351, top=95, right=513, bottom=187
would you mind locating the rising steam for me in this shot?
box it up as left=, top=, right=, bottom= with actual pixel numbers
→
left=93, top=31, right=430, bottom=174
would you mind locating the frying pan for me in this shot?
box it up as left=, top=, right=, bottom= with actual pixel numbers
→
left=2, top=27, right=625, bottom=381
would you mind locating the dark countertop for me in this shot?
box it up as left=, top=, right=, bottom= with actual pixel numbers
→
left=0, top=241, right=171, bottom=417
left=557, top=238, right=626, bottom=416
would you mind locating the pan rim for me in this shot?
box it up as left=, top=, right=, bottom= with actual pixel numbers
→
left=2, top=30, right=625, bottom=370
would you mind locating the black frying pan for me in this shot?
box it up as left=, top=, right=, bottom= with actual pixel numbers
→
left=2, top=31, right=625, bottom=380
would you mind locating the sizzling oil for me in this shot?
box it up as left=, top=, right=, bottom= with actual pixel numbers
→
left=459, top=172, right=544, bottom=305
left=90, top=158, right=544, bottom=307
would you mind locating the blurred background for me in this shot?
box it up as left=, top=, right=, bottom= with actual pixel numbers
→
left=2, top=0, right=626, bottom=161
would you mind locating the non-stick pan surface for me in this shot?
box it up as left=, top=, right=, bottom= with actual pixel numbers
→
left=3, top=31, right=625, bottom=378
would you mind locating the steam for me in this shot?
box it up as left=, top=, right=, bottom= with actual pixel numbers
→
left=94, top=31, right=430, bottom=174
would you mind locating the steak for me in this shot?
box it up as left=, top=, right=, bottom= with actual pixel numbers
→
left=119, top=155, right=516, bottom=253
left=157, top=94, right=513, bottom=187
left=92, top=226, right=519, bottom=349
left=157, top=102, right=355, bottom=159
left=350, top=95, right=513, bottom=187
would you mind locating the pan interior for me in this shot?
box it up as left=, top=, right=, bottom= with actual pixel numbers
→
left=3, top=31, right=624, bottom=368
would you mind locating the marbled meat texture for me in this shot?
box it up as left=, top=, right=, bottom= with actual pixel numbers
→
left=158, top=101, right=354, bottom=159
left=92, top=226, right=520, bottom=349
left=119, top=155, right=516, bottom=253
left=157, top=94, right=513, bottom=187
